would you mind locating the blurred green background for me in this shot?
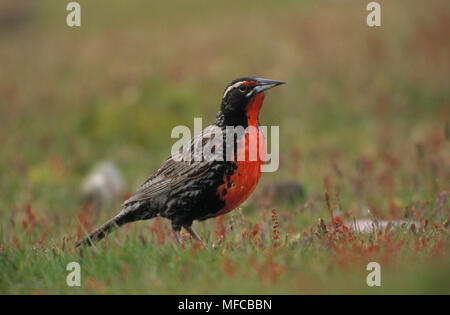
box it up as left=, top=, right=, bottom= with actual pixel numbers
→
left=0, top=0, right=448, bottom=294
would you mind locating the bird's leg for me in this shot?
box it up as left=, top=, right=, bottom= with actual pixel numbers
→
left=172, top=225, right=183, bottom=245
left=184, top=225, right=207, bottom=249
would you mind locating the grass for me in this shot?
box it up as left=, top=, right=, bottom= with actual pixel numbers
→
left=0, top=0, right=449, bottom=294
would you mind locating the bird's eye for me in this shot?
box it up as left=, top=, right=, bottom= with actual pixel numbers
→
left=239, top=85, right=247, bottom=92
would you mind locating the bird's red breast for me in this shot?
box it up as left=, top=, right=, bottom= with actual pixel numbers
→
left=212, top=93, right=267, bottom=217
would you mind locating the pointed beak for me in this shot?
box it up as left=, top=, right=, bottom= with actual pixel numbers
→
left=252, top=78, right=286, bottom=95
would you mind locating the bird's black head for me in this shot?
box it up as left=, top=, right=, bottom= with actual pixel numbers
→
left=217, top=76, right=285, bottom=127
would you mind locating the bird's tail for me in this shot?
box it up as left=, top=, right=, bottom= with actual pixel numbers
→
left=76, top=212, right=130, bottom=247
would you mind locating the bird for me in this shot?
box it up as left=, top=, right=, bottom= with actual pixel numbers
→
left=76, top=77, right=285, bottom=247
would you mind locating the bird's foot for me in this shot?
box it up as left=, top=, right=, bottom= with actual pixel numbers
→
left=184, top=225, right=208, bottom=250
left=172, top=228, right=183, bottom=246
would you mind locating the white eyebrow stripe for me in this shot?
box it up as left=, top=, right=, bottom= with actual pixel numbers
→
left=223, top=81, right=244, bottom=99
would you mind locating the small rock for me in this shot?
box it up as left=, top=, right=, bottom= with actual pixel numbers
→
left=347, top=219, right=420, bottom=233
left=82, top=161, right=124, bottom=208
left=256, top=180, right=306, bottom=207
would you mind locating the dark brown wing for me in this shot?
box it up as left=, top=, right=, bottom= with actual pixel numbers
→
left=123, top=124, right=222, bottom=206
